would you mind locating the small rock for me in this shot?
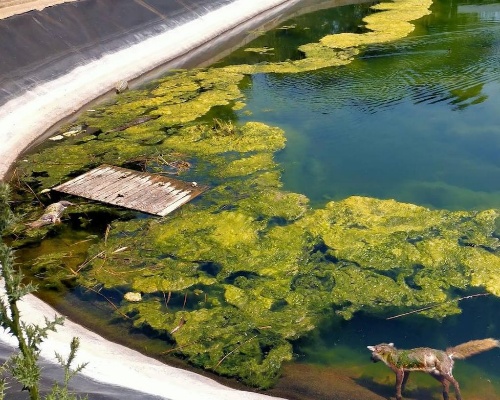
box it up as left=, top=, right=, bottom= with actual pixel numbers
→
left=124, top=292, right=142, bottom=302
left=49, top=135, right=64, bottom=141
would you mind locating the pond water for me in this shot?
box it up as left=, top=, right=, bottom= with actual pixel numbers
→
left=6, top=0, right=500, bottom=398
left=233, top=1, right=500, bottom=397
left=224, top=0, right=500, bottom=211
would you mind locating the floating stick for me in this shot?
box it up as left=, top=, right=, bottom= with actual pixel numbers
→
left=386, top=293, right=490, bottom=320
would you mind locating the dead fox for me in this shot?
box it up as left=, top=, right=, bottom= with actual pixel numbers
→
left=367, top=339, right=500, bottom=400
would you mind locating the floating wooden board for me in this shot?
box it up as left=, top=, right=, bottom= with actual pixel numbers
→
left=53, top=165, right=207, bottom=216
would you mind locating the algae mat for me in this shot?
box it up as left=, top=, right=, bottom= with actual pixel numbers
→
left=6, top=0, right=500, bottom=393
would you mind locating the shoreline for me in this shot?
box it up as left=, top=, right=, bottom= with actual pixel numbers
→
left=0, top=0, right=301, bottom=180
left=0, top=282, right=285, bottom=399
left=0, top=0, right=298, bottom=398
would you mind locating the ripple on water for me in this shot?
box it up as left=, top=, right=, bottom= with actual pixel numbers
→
left=242, top=3, right=500, bottom=210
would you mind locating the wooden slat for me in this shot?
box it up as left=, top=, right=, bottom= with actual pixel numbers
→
left=158, top=193, right=193, bottom=216
left=74, top=171, right=136, bottom=199
left=53, top=164, right=207, bottom=216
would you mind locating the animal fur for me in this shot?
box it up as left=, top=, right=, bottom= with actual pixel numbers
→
left=27, top=200, right=74, bottom=228
left=367, top=339, right=500, bottom=400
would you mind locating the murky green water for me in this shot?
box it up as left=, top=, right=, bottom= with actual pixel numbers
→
left=6, top=0, right=500, bottom=398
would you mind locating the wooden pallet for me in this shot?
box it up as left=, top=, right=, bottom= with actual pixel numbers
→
left=53, top=164, right=206, bottom=216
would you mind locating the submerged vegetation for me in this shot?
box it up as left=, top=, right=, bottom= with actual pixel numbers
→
left=5, top=0, right=500, bottom=389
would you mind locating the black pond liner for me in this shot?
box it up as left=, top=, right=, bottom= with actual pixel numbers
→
left=0, top=0, right=233, bottom=107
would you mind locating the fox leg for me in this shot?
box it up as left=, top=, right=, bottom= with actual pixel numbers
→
left=432, top=372, right=461, bottom=400
left=394, top=370, right=405, bottom=400
left=431, top=373, right=450, bottom=400
left=443, top=374, right=461, bottom=400
left=401, top=371, right=410, bottom=392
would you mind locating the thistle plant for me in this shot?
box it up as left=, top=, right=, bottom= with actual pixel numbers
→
left=0, top=183, right=86, bottom=400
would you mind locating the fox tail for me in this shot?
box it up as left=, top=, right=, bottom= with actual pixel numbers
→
left=446, top=338, right=500, bottom=360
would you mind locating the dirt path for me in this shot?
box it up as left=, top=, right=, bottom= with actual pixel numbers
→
left=0, top=0, right=78, bottom=19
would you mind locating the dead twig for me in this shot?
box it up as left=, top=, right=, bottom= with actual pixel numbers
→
left=160, top=341, right=198, bottom=355
left=215, top=334, right=258, bottom=369
left=82, top=284, right=130, bottom=320
left=20, top=176, right=44, bottom=206
left=69, top=251, right=105, bottom=276
left=104, top=224, right=111, bottom=246
left=386, top=293, right=490, bottom=320
left=182, top=291, right=188, bottom=310
left=170, top=316, right=186, bottom=334
left=70, top=238, right=96, bottom=247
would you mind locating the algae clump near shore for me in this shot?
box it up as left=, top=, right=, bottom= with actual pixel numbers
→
left=9, top=0, right=500, bottom=390
left=75, top=194, right=500, bottom=387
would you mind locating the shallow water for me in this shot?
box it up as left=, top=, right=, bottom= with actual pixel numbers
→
left=7, top=0, right=500, bottom=398
left=281, top=294, right=500, bottom=399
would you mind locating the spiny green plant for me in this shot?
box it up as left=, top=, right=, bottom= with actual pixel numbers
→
left=0, top=183, right=86, bottom=400
left=44, top=338, right=88, bottom=400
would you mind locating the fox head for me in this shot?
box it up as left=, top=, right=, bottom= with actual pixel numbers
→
left=367, top=343, right=396, bottom=363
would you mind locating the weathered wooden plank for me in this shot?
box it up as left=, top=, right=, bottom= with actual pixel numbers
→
left=158, top=193, right=194, bottom=216
left=126, top=183, right=185, bottom=209
left=149, top=190, right=188, bottom=214
left=54, top=167, right=114, bottom=190
left=100, top=175, right=159, bottom=203
left=139, top=181, right=175, bottom=206
left=147, top=187, right=183, bottom=212
left=119, top=184, right=172, bottom=210
left=52, top=164, right=207, bottom=216
left=59, top=168, right=130, bottom=196
left=152, top=189, right=190, bottom=211
left=80, top=172, right=142, bottom=199
left=81, top=171, right=136, bottom=197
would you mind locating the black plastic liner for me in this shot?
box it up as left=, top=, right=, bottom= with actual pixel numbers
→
left=0, top=0, right=232, bottom=106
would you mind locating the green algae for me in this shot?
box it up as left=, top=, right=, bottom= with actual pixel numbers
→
left=214, top=153, right=276, bottom=177
left=222, top=47, right=358, bottom=75
left=162, top=121, right=286, bottom=156
left=320, top=0, right=433, bottom=50
left=8, top=0, right=500, bottom=389
left=225, top=0, right=433, bottom=75
left=71, top=193, right=500, bottom=387
left=244, top=47, right=275, bottom=55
